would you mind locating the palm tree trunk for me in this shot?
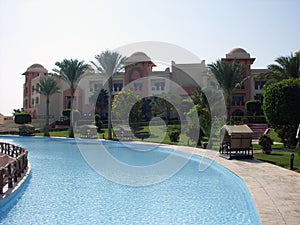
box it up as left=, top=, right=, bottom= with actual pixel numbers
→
left=108, top=77, right=112, bottom=140
left=69, top=88, right=75, bottom=138
left=226, top=96, right=231, bottom=122
left=45, top=97, right=50, bottom=137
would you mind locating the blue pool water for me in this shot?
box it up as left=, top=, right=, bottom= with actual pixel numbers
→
left=0, top=136, right=260, bottom=225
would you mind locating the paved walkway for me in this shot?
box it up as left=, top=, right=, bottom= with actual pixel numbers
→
left=158, top=144, right=300, bottom=225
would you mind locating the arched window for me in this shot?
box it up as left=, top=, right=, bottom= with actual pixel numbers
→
left=36, top=97, right=39, bottom=104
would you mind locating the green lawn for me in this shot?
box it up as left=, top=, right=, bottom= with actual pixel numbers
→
left=254, top=152, right=300, bottom=173
left=35, top=130, right=69, bottom=137
left=36, top=125, right=199, bottom=146
left=252, top=143, right=284, bottom=150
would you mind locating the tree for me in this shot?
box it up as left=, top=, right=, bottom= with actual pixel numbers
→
left=152, top=93, right=183, bottom=124
left=262, top=53, right=300, bottom=83
left=91, top=51, right=127, bottom=140
left=185, top=104, right=209, bottom=146
left=208, top=60, right=245, bottom=120
left=53, top=59, right=89, bottom=138
left=36, top=76, right=60, bottom=137
left=190, top=86, right=209, bottom=108
left=89, top=89, right=108, bottom=119
left=263, top=78, right=300, bottom=148
left=112, top=90, right=142, bottom=127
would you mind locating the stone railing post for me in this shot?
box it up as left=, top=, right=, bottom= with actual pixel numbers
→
left=7, top=164, right=13, bottom=188
left=0, top=169, right=3, bottom=194
left=13, top=160, right=18, bottom=182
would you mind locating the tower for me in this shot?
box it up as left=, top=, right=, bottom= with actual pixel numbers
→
left=222, top=48, right=255, bottom=116
left=22, top=64, right=48, bottom=118
left=123, top=52, right=156, bottom=97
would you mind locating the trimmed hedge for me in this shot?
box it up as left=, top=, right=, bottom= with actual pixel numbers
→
left=14, top=113, right=32, bottom=124
left=263, top=78, right=300, bottom=148
left=263, top=78, right=300, bottom=126
left=230, top=116, right=266, bottom=124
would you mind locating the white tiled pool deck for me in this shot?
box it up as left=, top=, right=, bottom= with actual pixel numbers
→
left=148, top=143, right=300, bottom=225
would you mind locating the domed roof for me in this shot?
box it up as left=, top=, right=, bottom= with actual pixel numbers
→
left=226, top=47, right=250, bottom=59
left=29, top=63, right=44, bottom=68
left=295, top=49, right=300, bottom=55
left=23, top=63, right=48, bottom=74
left=124, top=52, right=154, bottom=65
left=228, top=48, right=248, bottom=54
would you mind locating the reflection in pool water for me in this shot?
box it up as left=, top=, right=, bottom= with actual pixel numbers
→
left=0, top=136, right=260, bottom=225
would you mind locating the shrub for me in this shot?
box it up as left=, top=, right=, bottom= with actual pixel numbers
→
left=95, top=114, right=103, bottom=132
left=62, top=108, right=71, bottom=118
left=263, top=78, right=300, bottom=148
left=14, top=113, right=32, bottom=124
left=259, top=134, right=273, bottom=154
left=168, top=131, right=180, bottom=142
left=55, top=120, right=70, bottom=126
left=62, top=108, right=81, bottom=123
left=19, top=124, right=35, bottom=136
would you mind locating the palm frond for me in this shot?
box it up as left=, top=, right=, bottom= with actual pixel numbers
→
left=267, top=53, right=300, bottom=82
left=92, top=50, right=127, bottom=76
left=53, top=59, right=89, bottom=87
left=36, top=76, right=60, bottom=97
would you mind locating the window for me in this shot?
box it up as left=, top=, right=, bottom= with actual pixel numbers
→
left=254, top=80, right=266, bottom=90
left=36, top=97, right=39, bottom=104
left=113, top=83, right=123, bottom=92
left=134, top=83, right=143, bottom=91
left=32, top=98, right=35, bottom=106
left=32, top=85, right=35, bottom=94
left=151, top=80, right=165, bottom=91
left=232, top=95, right=245, bottom=106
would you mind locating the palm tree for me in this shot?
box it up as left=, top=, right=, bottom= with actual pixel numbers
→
left=263, top=53, right=300, bottom=83
left=208, top=60, right=245, bottom=120
left=91, top=51, right=127, bottom=140
left=53, top=59, right=89, bottom=138
left=36, top=76, right=60, bottom=137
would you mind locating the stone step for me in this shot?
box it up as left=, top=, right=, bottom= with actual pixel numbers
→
left=248, top=124, right=268, bottom=139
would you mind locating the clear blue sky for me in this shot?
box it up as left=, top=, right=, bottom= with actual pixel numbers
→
left=0, top=0, right=299, bottom=115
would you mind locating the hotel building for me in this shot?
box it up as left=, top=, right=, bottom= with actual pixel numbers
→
left=22, top=48, right=283, bottom=120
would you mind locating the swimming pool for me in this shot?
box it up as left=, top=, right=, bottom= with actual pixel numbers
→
left=0, top=136, right=260, bottom=225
